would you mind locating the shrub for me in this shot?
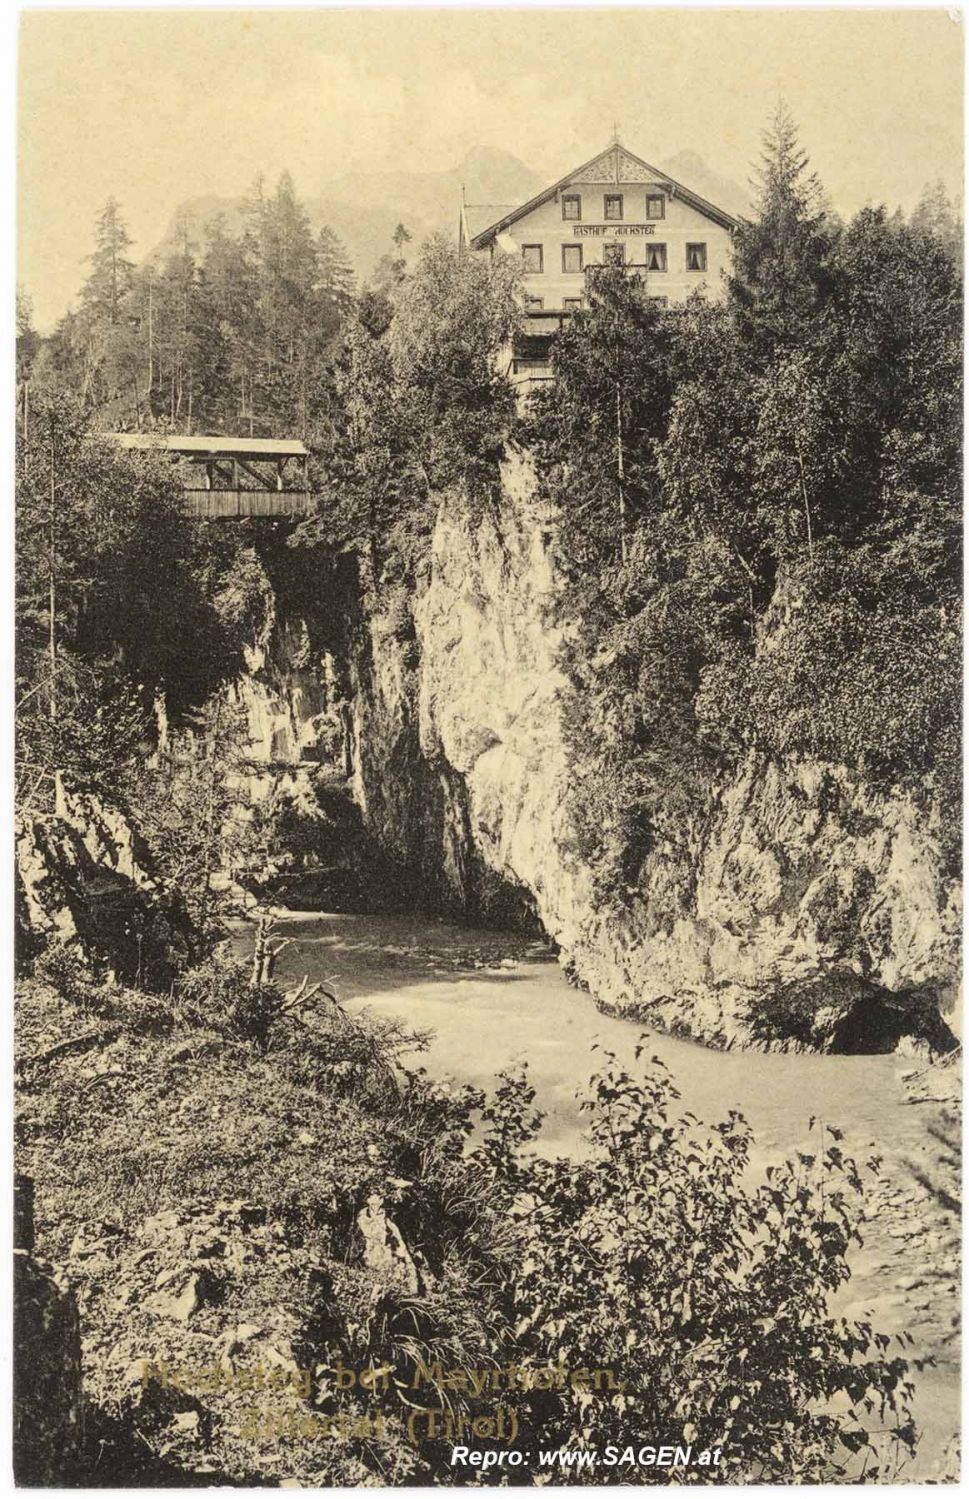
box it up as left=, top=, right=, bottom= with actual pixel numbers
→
left=477, top=1051, right=915, bottom=1483
left=32, top=942, right=97, bottom=1010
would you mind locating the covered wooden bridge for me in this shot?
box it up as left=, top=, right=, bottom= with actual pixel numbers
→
left=108, top=434, right=314, bottom=518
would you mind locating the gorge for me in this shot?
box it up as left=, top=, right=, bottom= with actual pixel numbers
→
left=213, top=451, right=960, bottom=1060
left=17, top=462, right=960, bottom=1482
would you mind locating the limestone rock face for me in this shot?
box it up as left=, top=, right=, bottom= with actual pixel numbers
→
left=349, top=452, right=960, bottom=1053
left=567, top=757, right=960, bottom=1052
left=15, top=781, right=191, bottom=982
left=229, top=620, right=335, bottom=769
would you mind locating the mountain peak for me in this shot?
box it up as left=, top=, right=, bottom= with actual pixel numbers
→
left=660, top=149, right=750, bottom=216
left=666, top=148, right=706, bottom=175
left=458, top=144, right=527, bottom=173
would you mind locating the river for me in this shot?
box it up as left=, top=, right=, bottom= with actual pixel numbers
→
left=259, top=908, right=959, bottom=1481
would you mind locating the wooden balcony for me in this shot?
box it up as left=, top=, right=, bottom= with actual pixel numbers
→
left=185, top=489, right=313, bottom=519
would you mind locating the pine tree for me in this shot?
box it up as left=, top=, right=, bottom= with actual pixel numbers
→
left=42, top=198, right=144, bottom=419
left=910, top=179, right=963, bottom=267
left=372, top=221, right=413, bottom=293
left=81, top=197, right=135, bottom=325
left=199, top=214, right=262, bottom=432
left=16, top=288, right=39, bottom=388
left=151, top=213, right=201, bottom=429
left=317, top=225, right=356, bottom=322
left=256, top=173, right=319, bottom=364
left=730, top=104, right=831, bottom=355
left=244, top=172, right=324, bottom=431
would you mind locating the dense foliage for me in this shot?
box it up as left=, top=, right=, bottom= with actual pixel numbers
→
left=294, top=233, right=521, bottom=603
left=15, top=389, right=274, bottom=804
left=527, top=107, right=962, bottom=906
left=16, top=198, right=520, bottom=960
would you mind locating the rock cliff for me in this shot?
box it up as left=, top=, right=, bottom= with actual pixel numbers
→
left=345, top=452, right=960, bottom=1053
left=24, top=459, right=955, bottom=1052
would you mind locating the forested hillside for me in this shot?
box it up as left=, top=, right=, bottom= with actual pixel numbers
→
left=22, top=173, right=358, bottom=436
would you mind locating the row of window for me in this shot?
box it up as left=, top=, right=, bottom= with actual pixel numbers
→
left=561, top=192, right=664, bottom=222
left=525, top=294, right=670, bottom=311
left=523, top=242, right=708, bottom=273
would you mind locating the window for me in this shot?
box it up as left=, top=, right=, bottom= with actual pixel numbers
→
left=646, top=195, right=666, bottom=220
left=563, top=296, right=584, bottom=310
left=562, top=194, right=581, bottom=221
left=686, top=242, right=707, bottom=272
left=522, top=244, right=543, bottom=273
left=562, top=244, right=583, bottom=273
left=645, top=243, right=667, bottom=272
left=604, top=193, right=623, bottom=220
left=525, top=295, right=545, bottom=310
left=649, top=295, right=669, bottom=309
left=603, top=242, right=626, bottom=266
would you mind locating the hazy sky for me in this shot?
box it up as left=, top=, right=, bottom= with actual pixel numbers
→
left=19, top=6, right=964, bottom=331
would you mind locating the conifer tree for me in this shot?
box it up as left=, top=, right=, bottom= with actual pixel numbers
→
left=372, top=221, right=412, bottom=293
left=39, top=198, right=143, bottom=419
left=317, top=225, right=356, bottom=322
left=81, top=197, right=135, bottom=325
left=910, top=178, right=963, bottom=267
left=730, top=103, right=831, bottom=354
left=16, top=288, right=39, bottom=388
left=151, top=212, right=201, bottom=429
left=198, top=214, right=261, bottom=431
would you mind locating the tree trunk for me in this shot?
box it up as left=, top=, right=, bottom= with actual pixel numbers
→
left=146, top=275, right=154, bottom=408
left=47, top=428, right=56, bottom=722
left=795, top=442, right=814, bottom=561
left=615, top=382, right=628, bottom=565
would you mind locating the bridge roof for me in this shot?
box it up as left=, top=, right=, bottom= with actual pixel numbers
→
left=107, top=433, right=309, bottom=459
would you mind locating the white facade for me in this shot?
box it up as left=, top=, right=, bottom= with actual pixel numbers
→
left=460, top=141, right=739, bottom=382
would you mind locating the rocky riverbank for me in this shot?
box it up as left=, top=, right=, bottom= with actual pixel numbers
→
left=17, top=921, right=959, bottom=1485
left=847, top=1055, right=961, bottom=1483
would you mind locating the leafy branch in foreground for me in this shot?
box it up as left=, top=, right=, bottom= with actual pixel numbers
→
left=475, top=1049, right=915, bottom=1483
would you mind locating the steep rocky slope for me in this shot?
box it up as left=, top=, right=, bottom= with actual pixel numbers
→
left=345, top=453, right=960, bottom=1053
left=23, top=457, right=955, bottom=1053
left=15, top=780, right=193, bottom=983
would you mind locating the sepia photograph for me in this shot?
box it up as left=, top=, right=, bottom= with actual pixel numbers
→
left=13, top=4, right=963, bottom=1486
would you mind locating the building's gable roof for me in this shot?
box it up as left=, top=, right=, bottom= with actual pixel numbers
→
left=463, top=203, right=520, bottom=242
left=468, top=141, right=740, bottom=247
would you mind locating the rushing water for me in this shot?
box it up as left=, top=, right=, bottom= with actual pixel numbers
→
left=266, top=911, right=922, bottom=1158
left=257, top=908, right=959, bottom=1478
